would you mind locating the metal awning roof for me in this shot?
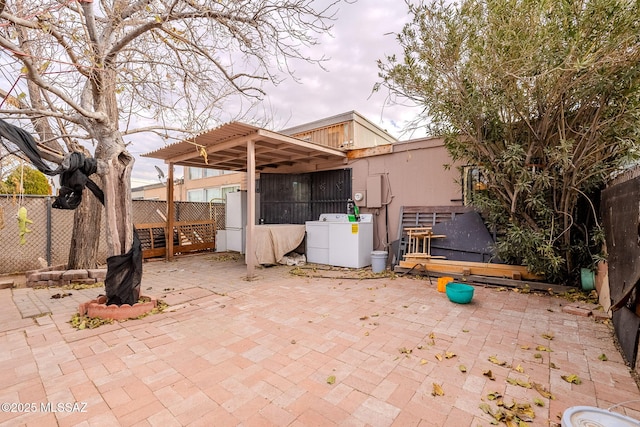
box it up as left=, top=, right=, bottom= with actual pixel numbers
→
left=142, top=122, right=346, bottom=172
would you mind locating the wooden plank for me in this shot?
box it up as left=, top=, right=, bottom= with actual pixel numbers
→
left=399, top=257, right=542, bottom=281
left=393, top=266, right=568, bottom=293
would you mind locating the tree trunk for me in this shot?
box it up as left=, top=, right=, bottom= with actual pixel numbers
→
left=68, top=183, right=103, bottom=269
left=101, top=146, right=134, bottom=257
left=94, top=126, right=139, bottom=305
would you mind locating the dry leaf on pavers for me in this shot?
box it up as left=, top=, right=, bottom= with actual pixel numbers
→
left=359, top=315, right=369, bottom=320
left=489, top=355, right=508, bottom=366
left=533, top=353, right=543, bottom=359
left=598, top=353, right=608, bottom=361
left=534, top=398, right=545, bottom=407
left=326, top=375, right=336, bottom=385
left=561, top=374, right=582, bottom=384
left=520, top=344, right=530, bottom=350
left=532, top=382, right=555, bottom=400
left=541, top=332, right=555, bottom=340
left=506, top=378, right=532, bottom=388
left=514, top=364, right=524, bottom=373
left=483, top=370, right=496, bottom=380
left=459, top=364, right=467, bottom=372
left=536, top=345, right=552, bottom=352
left=487, top=391, right=502, bottom=400
left=435, top=353, right=443, bottom=361
left=420, top=359, right=428, bottom=365
left=431, top=383, right=445, bottom=396
left=445, top=351, right=456, bottom=359
left=399, top=347, right=412, bottom=355
left=479, top=402, right=493, bottom=415
left=550, top=362, right=559, bottom=369
left=364, top=331, right=370, bottom=336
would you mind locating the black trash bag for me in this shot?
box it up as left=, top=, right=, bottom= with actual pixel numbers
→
left=53, top=152, right=104, bottom=209
left=105, top=231, right=142, bottom=306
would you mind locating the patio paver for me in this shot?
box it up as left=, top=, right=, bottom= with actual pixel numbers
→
left=0, top=252, right=639, bottom=426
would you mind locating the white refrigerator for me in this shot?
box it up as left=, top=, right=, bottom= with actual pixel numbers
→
left=225, top=191, right=259, bottom=254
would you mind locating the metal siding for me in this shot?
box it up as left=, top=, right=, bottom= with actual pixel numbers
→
left=259, top=169, right=352, bottom=224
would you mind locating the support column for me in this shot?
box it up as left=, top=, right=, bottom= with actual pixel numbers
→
left=166, top=163, right=175, bottom=261
left=246, top=140, right=256, bottom=279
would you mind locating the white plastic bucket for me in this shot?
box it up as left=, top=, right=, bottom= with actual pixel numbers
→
left=561, top=406, right=640, bottom=427
left=371, top=251, right=388, bottom=273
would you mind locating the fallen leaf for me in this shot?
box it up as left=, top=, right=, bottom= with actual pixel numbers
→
left=533, top=353, right=543, bottom=359
left=598, top=353, right=608, bottom=361
left=536, top=345, right=552, bottom=352
left=326, top=375, right=336, bottom=385
left=520, top=344, right=530, bottom=350
left=489, top=355, right=507, bottom=366
left=364, top=331, right=369, bottom=336
left=399, top=347, right=412, bottom=354
left=561, top=374, right=582, bottom=385
left=420, top=359, right=428, bottom=365
left=534, top=398, right=545, bottom=407
left=550, top=362, right=559, bottom=369
left=514, top=364, right=524, bottom=373
left=483, top=370, right=496, bottom=380
left=459, top=364, right=467, bottom=372
left=487, top=391, right=502, bottom=400
left=431, top=383, right=444, bottom=396
left=445, top=351, right=456, bottom=359
left=532, top=382, right=555, bottom=399
left=542, top=332, right=555, bottom=340
left=359, top=315, right=369, bottom=321
left=513, top=403, right=535, bottom=421
left=506, top=378, right=532, bottom=389
left=435, top=353, right=443, bottom=361
left=479, top=403, right=493, bottom=415
left=462, top=329, right=469, bottom=333
left=429, top=332, right=436, bottom=340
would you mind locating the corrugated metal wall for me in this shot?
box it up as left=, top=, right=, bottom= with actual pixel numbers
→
left=259, top=169, right=352, bottom=224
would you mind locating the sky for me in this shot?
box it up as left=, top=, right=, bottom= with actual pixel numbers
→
left=129, top=0, right=421, bottom=184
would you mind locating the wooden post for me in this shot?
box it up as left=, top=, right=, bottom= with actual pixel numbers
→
left=246, top=139, right=256, bottom=279
left=166, top=163, right=174, bottom=261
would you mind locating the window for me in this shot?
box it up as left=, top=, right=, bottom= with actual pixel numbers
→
left=187, top=185, right=240, bottom=203
left=462, top=166, right=488, bottom=205
left=221, top=185, right=240, bottom=200
left=187, top=167, right=223, bottom=180
left=187, top=189, right=204, bottom=202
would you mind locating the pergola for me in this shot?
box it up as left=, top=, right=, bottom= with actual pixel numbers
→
left=142, top=122, right=347, bottom=278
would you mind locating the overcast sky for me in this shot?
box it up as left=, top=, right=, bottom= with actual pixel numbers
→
left=130, top=0, right=420, bottom=184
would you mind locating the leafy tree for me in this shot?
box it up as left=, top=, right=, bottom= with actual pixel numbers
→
left=0, top=1, right=338, bottom=281
left=378, top=0, right=640, bottom=283
left=3, top=165, right=50, bottom=195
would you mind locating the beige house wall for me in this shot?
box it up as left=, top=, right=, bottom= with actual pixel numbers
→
left=340, top=137, right=462, bottom=250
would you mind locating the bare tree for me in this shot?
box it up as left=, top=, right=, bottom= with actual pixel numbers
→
left=0, top=0, right=338, bottom=297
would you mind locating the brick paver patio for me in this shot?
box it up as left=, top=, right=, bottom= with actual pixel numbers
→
left=1, top=252, right=639, bottom=426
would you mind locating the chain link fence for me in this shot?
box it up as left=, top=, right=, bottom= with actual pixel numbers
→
left=0, top=196, right=225, bottom=274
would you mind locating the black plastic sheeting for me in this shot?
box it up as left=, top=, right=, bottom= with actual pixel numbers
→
left=430, top=211, right=500, bottom=263
left=0, top=118, right=141, bottom=306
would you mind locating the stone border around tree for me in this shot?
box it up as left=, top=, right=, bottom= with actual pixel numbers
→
left=25, top=264, right=107, bottom=288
